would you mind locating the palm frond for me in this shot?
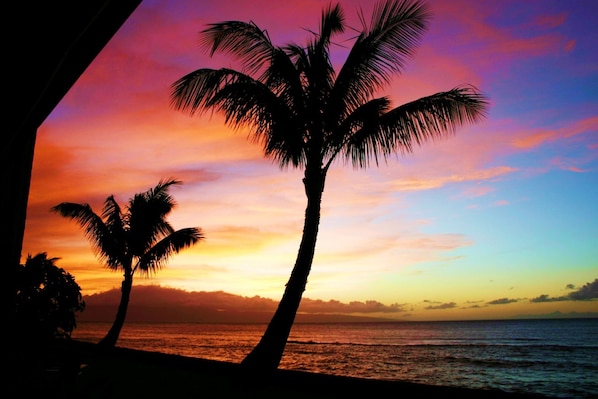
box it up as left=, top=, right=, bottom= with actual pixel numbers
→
left=100, top=196, right=127, bottom=269
left=136, top=228, right=204, bottom=276
left=146, top=178, right=181, bottom=202
left=208, top=75, right=306, bottom=168
left=51, top=201, right=124, bottom=270
left=171, top=68, right=249, bottom=115
left=102, top=195, right=124, bottom=237
left=344, top=85, right=488, bottom=168
left=200, top=20, right=275, bottom=76
left=367, top=0, right=430, bottom=75
left=327, top=97, right=391, bottom=168
left=51, top=203, right=106, bottom=251
left=318, top=3, right=345, bottom=47
left=210, top=78, right=277, bottom=128
left=267, top=47, right=305, bottom=107
left=127, top=180, right=181, bottom=256
left=308, top=2, right=344, bottom=93
left=330, top=0, right=430, bottom=120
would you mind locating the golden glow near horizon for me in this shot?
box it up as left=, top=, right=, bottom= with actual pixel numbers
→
left=22, top=0, right=597, bottom=321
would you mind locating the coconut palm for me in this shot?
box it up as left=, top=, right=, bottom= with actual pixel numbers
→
left=170, top=0, right=488, bottom=371
left=51, top=178, right=204, bottom=347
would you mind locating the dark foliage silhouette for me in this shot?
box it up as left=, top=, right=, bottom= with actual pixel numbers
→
left=51, top=178, right=204, bottom=347
left=171, top=0, right=488, bottom=371
left=13, top=252, right=85, bottom=343
left=12, top=252, right=85, bottom=394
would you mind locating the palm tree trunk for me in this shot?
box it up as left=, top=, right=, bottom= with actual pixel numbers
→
left=241, top=169, right=325, bottom=371
left=99, top=271, right=133, bottom=348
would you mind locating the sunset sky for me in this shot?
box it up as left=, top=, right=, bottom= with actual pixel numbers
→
left=23, top=0, right=597, bottom=321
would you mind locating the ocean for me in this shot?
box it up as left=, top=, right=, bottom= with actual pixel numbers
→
left=72, top=318, right=598, bottom=399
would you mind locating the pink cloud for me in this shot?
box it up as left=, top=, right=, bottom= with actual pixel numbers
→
left=422, top=0, right=574, bottom=88
left=512, top=116, right=598, bottom=149
left=532, top=12, right=567, bottom=29
left=462, top=185, right=495, bottom=198
left=549, top=157, right=587, bottom=173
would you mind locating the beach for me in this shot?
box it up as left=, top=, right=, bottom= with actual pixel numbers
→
left=24, top=340, right=558, bottom=399
left=39, top=341, right=560, bottom=399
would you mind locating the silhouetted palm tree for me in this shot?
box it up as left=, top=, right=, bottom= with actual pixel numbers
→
left=51, top=179, right=204, bottom=347
left=171, top=0, right=488, bottom=371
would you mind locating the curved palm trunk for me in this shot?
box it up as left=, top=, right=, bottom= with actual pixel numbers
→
left=241, top=169, right=325, bottom=371
left=98, top=271, right=133, bottom=348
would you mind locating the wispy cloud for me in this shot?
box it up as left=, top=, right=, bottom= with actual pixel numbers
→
left=389, top=166, right=516, bottom=192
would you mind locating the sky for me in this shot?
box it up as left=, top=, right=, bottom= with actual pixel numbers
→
left=22, top=0, right=597, bottom=322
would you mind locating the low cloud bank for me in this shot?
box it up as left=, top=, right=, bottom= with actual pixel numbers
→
left=530, top=279, right=598, bottom=303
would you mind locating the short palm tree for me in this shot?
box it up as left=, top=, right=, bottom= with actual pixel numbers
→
left=51, top=178, right=204, bottom=347
left=171, top=0, right=488, bottom=371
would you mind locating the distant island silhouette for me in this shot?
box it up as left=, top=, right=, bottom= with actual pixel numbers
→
left=78, top=285, right=401, bottom=323
left=78, top=285, right=597, bottom=324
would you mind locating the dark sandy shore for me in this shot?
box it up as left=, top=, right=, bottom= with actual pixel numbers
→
left=17, top=340, right=555, bottom=399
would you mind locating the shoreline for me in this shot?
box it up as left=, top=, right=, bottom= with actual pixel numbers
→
left=53, top=340, right=555, bottom=399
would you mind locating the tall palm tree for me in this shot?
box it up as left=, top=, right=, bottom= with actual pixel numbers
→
left=170, top=0, right=488, bottom=371
left=51, top=179, right=204, bottom=347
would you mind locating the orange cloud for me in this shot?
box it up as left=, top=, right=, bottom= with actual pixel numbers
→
left=396, top=234, right=473, bottom=252
left=512, top=130, right=556, bottom=149
left=199, top=225, right=300, bottom=255
left=390, top=166, right=516, bottom=191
